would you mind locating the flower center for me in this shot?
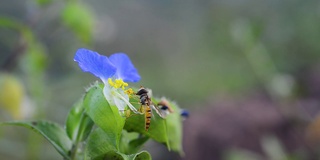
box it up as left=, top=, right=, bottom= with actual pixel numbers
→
left=108, top=78, right=134, bottom=96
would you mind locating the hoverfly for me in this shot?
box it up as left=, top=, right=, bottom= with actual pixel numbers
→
left=135, top=87, right=171, bottom=131
left=180, top=109, right=189, bottom=120
left=157, top=98, right=174, bottom=118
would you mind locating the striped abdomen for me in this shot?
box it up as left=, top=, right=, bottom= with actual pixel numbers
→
left=145, top=105, right=152, bottom=131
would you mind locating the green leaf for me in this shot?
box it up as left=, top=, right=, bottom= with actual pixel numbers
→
left=66, top=99, right=94, bottom=142
left=124, top=98, right=169, bottom=148
left=93, top=150, right=151, bottom=160
left=83, top=85, right=126, bottom=149
left=86, top=128, right=151, bottom=160
left=162, top=100, right=184, bottom=155
left=35, top=0, right=52, bottom=6
left=0, top=73, right=24, bottom=119
left=86, top=128, right=118, bottom=159
left=128, top=151, right=151, bottom=160
left=0, top=17, right=35, bottom=43
left=93, top=151, right=124, bottom=160
left=119, top=131, right=149, bottom=154
left=128, top=136, right=149, bottom=148
left=24, top=42, right=47, bottom=74
left=126, top=97, right=185, bottom=154
left=61, top=2, right=94, bottom=44
left=0, top=121, right=72, bottom=159
left=66, top=100, right=82, bottom=141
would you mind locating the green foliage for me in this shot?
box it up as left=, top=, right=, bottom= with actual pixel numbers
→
left=0, top=84, right=183, bottom=160
left=128, top=151, right=152, bottom=160
left=120, top=131, right=149, bottom=154
left=0, top=121, right=72, bottom=159
left=23, top=43, right=47, bottom=74
left=84, top=127, right=150, bottom=160
left=35, top=0, right=52, bottom=6
left=62, top=2, right=94, bottom=44
left=159, top=100, right=183, bottom=154
left=124, top=107, right=169, bottom=147
left=93, top=150, right=151, bottom=160
left=1, top=6, right=184, bottom=159
left=0, top=73, right=24, bottom=119
left=82, top=85, right=158, bottom=160
left=0, top=17, right=34, bottom=43
left=83, top=85, right=126, bottom=149
left=86, top=128, right=118, bottom=159
left=66, top=99, right=94, bottom=143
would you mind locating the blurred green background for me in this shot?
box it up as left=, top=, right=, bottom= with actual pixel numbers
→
left=1, top=0, right=320, bottom=160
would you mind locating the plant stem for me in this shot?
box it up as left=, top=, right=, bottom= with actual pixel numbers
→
left=70, top=143, right=80, bottom=160
left=70, top=112, right=88, bottom=160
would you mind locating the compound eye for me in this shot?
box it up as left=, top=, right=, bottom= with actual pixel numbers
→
left=160, top=105, right=169, bottom=110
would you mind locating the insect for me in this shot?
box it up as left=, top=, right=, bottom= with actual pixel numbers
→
left=157, top=99, right=174, bottom=118
left=180, top=109, right=189, bottom=120
left=135, top=87, right=166, bottom=131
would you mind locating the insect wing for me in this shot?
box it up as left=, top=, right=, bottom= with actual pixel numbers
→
left=151, top=104, right=167, bottom=118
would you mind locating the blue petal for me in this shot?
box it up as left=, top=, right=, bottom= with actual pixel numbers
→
left=109, top=53, right=141, bottom=82
left=74, top=48, right=117, bottom=80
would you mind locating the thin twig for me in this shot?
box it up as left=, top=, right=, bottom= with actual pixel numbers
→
left=1, top=38, right=27, bottom=71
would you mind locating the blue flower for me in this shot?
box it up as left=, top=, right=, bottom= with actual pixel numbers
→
left=74, top=48, right=140, bottom=113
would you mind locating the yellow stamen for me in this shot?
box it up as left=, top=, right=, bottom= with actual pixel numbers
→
left=122, top=82, right=128, bottom=90
left=125, top=88, right=134, bottom=96
left=109, top=78, right=131, bottom=91
left=115, top=79, right=125, bottom=89
left=108, top=78, right=115, bottom=87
